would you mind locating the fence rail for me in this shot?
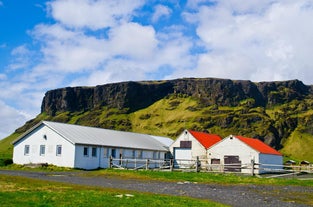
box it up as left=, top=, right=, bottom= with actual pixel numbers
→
left=108, top=157, right=313, bottom=176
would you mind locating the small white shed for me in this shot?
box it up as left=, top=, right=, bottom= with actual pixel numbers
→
left=169, top=129, right=222, bottom=165
left=12, top=121, right=173, bottom=170
left=207, top=135, right=283, bottom=174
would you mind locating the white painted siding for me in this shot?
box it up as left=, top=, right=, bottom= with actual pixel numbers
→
left=13, top=121, right=171, bottom=170
left=13, top=125, right=75, bottom=168
left=207, top=137, right=259, bottom=174
left=207, top=136, right=283, bottom=174
left=170, top=130, right=206, bottom=160
left=174, top=148, right=192, bottom=160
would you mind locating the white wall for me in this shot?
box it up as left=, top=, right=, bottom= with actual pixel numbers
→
left=13, top=125, right=75, bottom=168
left=13, top=124, right=168, bottom=170
left=207, top=136, right=259, bottom=174
left=207, top=136, right=283, bottom=174
left=170, top=130, right=206, bottom=160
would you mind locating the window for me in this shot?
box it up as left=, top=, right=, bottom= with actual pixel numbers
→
left=103, top=148, right=108, bottom=157
left=180, top=141, right=192, bottom=148
left=211, top=159, right=220, bottom=164
left=92, top=147, right=97, bottom=157
left=56, top=145, right=62, bottom=156
left=24, top=145, right=30, bottom=155
left=111, top=148, right=116, bottom=158
left=83, top=147, right=89, bottom=157
left=153, top=151, right=159, bottom=159
left=136, top=150, right=142, bottom=159
left=40, top=145, right=45, bottom=156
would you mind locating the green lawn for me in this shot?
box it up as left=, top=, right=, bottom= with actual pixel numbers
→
left=85, top=168, right=313, bottom=187
left=2, top=164, right=313, bottom=187
left=0, top=174, right=226, bottom=207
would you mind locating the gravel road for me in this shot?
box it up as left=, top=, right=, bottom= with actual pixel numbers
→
left=1, top=170, right=312, bottom=207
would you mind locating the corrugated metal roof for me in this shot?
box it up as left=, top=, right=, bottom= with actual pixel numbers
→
left=15, top=121, right=171, bottom=151
left=189, top=130, right=222, bottom=149
left=150, top=135, right=174, bottom=149
left=235, top=135, right=282, bottom=156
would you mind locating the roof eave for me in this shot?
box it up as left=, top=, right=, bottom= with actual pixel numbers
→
left=12, top=121, right=44, bottom=145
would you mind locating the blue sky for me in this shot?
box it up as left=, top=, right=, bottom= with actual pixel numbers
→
left=1, top=0, right=313, bottom=139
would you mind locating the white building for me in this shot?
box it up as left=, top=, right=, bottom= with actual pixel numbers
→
left=207, top=135, right=283, bottom=174
left=169, top=129, right=222, bottom=167
left=12, top=121, right=173, bottom=170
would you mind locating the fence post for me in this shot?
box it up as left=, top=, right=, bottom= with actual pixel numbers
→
left=170, top=158, right=174, bottom=171
left=251, top=159, right=255, bottom=176
left=146, top=159, right=149, bottom=170
left=196, top=156, right=200, bottom=172
left=109, top=156, right=113, bottom=168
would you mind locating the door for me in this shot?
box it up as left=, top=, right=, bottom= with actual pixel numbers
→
left=174, top=148, right=193, bottom=168
left=174, top=148, right=192, bottom=160
left=224, top=155, right=241, bottom=172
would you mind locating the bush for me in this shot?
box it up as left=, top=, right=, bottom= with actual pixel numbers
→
left=0, top=158, right=13, bottom=166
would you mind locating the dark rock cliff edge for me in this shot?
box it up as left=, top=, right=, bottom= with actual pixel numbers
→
left=41, top=78, right=312, bottom=116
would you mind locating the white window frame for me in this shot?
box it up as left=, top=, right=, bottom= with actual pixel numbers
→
left=103, top=148, right=108, bottom=158
left=56, top=145, right=62, bottom=156
left=24, top=145, right=30, bottom=155
left=40, top=145, right=45, bottom=156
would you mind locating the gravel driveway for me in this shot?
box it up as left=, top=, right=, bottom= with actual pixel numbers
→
left=0, top=170, right=312, bottom=207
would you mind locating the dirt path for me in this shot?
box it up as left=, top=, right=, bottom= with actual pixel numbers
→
left=0, top=170, right=312, bottom=207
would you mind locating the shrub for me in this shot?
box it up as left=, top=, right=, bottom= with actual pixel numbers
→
left=0, top=158, right=13, bottom=166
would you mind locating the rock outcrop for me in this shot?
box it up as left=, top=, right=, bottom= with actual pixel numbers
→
left=41, top=78, right=311, bottom=115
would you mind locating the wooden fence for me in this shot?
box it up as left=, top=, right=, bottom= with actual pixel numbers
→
left=108, top=157, right=313, bottom=176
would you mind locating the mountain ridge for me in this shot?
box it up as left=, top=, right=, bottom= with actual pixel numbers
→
left=41, top=78, right=312, bottom=115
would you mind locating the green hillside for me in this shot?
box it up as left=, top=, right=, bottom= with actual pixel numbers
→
left=2, top=93, right=313, bottom=163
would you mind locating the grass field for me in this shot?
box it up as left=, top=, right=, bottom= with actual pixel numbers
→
left=0, top=174, right=226, bottom=207
left=84, top=168, right=313, bottom=187
left=3, top=164, right=313, bottom=187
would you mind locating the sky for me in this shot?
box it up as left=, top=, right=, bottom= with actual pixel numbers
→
left=1, top=0, right=313, bottom=139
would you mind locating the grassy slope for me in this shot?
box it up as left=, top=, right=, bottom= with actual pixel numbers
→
left=0, top=133, right=20, bottom=159
left=280, top=130, right=313, bottom=162
left=1, top=95, right=313, bottom=162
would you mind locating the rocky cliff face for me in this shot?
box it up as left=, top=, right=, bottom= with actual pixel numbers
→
left=41, top=78, right=312, bottom=115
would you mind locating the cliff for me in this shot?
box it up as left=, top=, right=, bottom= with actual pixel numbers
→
left=41, top=78, right=311, bottom=115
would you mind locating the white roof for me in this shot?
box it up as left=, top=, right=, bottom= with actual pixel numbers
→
left=14, top=121, right=172, bottom=151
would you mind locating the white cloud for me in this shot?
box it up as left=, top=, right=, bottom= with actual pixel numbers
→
left=8, top=45, right=32, bottom=70
left=31, top=24, right=109, bottom=73
left=108, top=22, right=157, bottom=60
left=0, top=101, right=28, bottom=139
left=180, top=0, right=313, bottom=83
left=48, top=0, right=144, bottom=30
left=152, top=5, right=172, bottom=22
left=0, top=74, right=6, bottom=80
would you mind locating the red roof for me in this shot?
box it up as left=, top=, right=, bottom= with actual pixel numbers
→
left=189, top=130, right=222, bottom=149
left=235, top=136, right=282, bottom=156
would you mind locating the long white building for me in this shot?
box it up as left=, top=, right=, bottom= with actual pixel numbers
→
left=12, top=121, right=173, bottom=170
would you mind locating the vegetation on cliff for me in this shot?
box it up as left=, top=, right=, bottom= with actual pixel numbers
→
left=1, top=77, right=313, bottom=162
